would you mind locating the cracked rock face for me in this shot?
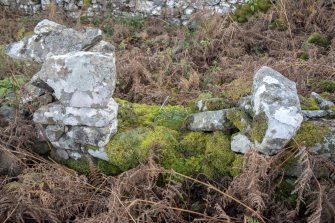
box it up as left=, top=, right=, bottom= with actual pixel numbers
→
left=252, top=66, right=303, bottom=155
left=5, top=19, right=117, bottom=161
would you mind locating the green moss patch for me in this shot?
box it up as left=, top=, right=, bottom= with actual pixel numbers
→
left=115, top=98, right=189, bottom=131
left=250, top=112, right=268, bottom=143
left=293, top=122, right=329, bottom=147
left=232, top=0, right=272, bottom=23
left=319, top=80, right=335, bottom=93
left=307, top=32, right=328, bottom=47
left=63, top=159, right=90, bottom=175
left=0, top=75, right=28, bottom=102
left=226, top=108, right=251, bottom=133
left=299, top=96, right=320, bottom=110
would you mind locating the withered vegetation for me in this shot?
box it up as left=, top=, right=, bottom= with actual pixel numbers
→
left=1, top=0, right=335, bottom=222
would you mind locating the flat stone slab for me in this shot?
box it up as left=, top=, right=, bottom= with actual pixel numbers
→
left=33, top=99, right=118, bottom=127
left=183, top=109, right=231, bottom=131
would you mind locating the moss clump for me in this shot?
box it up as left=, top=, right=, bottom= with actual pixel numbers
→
left=221, top=78, right=252, bottom=103
left=106, top=127, right=150, bottom=171
left=179, top=132, right=243, bottom=177
left=196, top=98, right=233, bottom=111
left=307, top=32, right=328, bottom=47
left=106, top=126, right=183, bottom=172
left=63, top=159, right=90, bottom=175
left=115, top=98, right=189, bottom=131
left=84, top=145, right=99, bottom=150
left=319, top=80, right=335, bottom=93
left=97, top=160, right=122, bottom=175
left=270, top=18, right=287, bottom=30
left=226, top=108, right=251, bottom=133
left=0, top=75, right=28, bottom=98
left=294, top=122, right=329, bottom=147
left=250, top=112, right=268, bottom=143
left=204, top=132, right=241, bottom=177
left=299, top=96, right=320, bottom=110
left=232, top=0, right=272, bottom=23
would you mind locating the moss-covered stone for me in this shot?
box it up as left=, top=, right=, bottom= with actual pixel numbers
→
left=195, top=98, right=233, bottom=112
left=299, top=96, right=320, bottom=110
left=63, top=159, right=90, bottom=175
left=115, top=98, right=189, bottom=131
left=105, top=127, right=150, bottom=171
left=179, top=132, right=243, bottom=177
left=226, top=108, right=251, bottom=133
left=250, top=112, right=268, bottom=143
left=307, top=32, right=328, bottom=47
left=293, top=121, right=329, bottom=147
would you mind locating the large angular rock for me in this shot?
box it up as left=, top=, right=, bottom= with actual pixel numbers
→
left=33, top=99, right=118, bottom=127
left=252, top=66, right=303, bottom=155
left=32, top=51, right=116, bottom=108
left=183, top=110, right=232, bottom=131
left=5, top=19, right=102, bottom=63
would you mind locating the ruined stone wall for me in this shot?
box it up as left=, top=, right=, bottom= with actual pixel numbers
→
left=0, top=0, right=245, bottom=24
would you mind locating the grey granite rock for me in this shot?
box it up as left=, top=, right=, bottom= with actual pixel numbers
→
left=311, top=92, right=334, bottom=109
left=32, top=51, right=116, bottom=108
left=183, top=109, right=231, bottom=131
left=252, top=66, right=303, bottom=155
left=33, top=99, right=118, bottom=127
left=5, top=19, right=102, bottom=63
left=231, top=133, right=253, bottom=154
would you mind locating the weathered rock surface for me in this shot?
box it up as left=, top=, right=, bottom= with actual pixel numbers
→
left=5, top=20, right=118, bottom=161
left=251, top=66, right=303, bottom=155
left=231, top=133, right=253, bottom=154
left=34, top=100, right=118, bottom=127
left=5, top=19, right=102, bottom=63
left=311, top=92, right=334, bottom=109
left=32, top=51, right=116, bottom=108
left=302, top=109, right=334, bottom=120
left=309, top=120, right=335, bottom=162
left=183, top=110, right=231, bottom=131
left=195, top=98, right=232, bottom=112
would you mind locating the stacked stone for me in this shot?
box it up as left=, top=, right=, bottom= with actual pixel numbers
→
left=5, top=19, right=118, bottom=161
left=0, top=0, right=245, bottom=24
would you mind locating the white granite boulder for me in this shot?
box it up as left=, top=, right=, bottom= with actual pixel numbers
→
left=251, top=66, right=303, bottom=155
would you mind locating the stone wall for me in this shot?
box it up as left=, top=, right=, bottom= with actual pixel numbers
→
left=0, top=0, right=245, bottom=25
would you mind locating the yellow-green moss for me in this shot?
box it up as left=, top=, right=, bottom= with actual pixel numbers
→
left=63, top=159, right=90, bottom=175
left=299, top=96, right=320, bottom=110
left=319, top=80, right=335, bottom=93
left=307, top=32, right=328, bottom=47
left=196, top=98, right=233, bottom=111
left=221, top=78, right=252, bottom=103
left=226, top=108, right=251, bottom=133
left=250, top=112, right=268, bottom=143
left=106, top=127, right=150, bottom=171
left=294, top=122, right=329, bottom=147
left=0, top=75, right=29, bottom=98
left=180, top=132, right=208, bottom=155
left=179, top=132, right=243, bottom=177
left=115, top=98, right=189, bottom=131
left=203, top=132, right=236, bottom=177
left=232, top=0, right=272, bottom=23
left=84, top=145, right=99, bottom=150
left=97, top=160, right=122, bottom=175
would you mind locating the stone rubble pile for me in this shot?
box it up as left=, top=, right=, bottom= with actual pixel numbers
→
left=5, top=19, right=117, bottom=161
left=185, top=66, right=334, bottom=156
